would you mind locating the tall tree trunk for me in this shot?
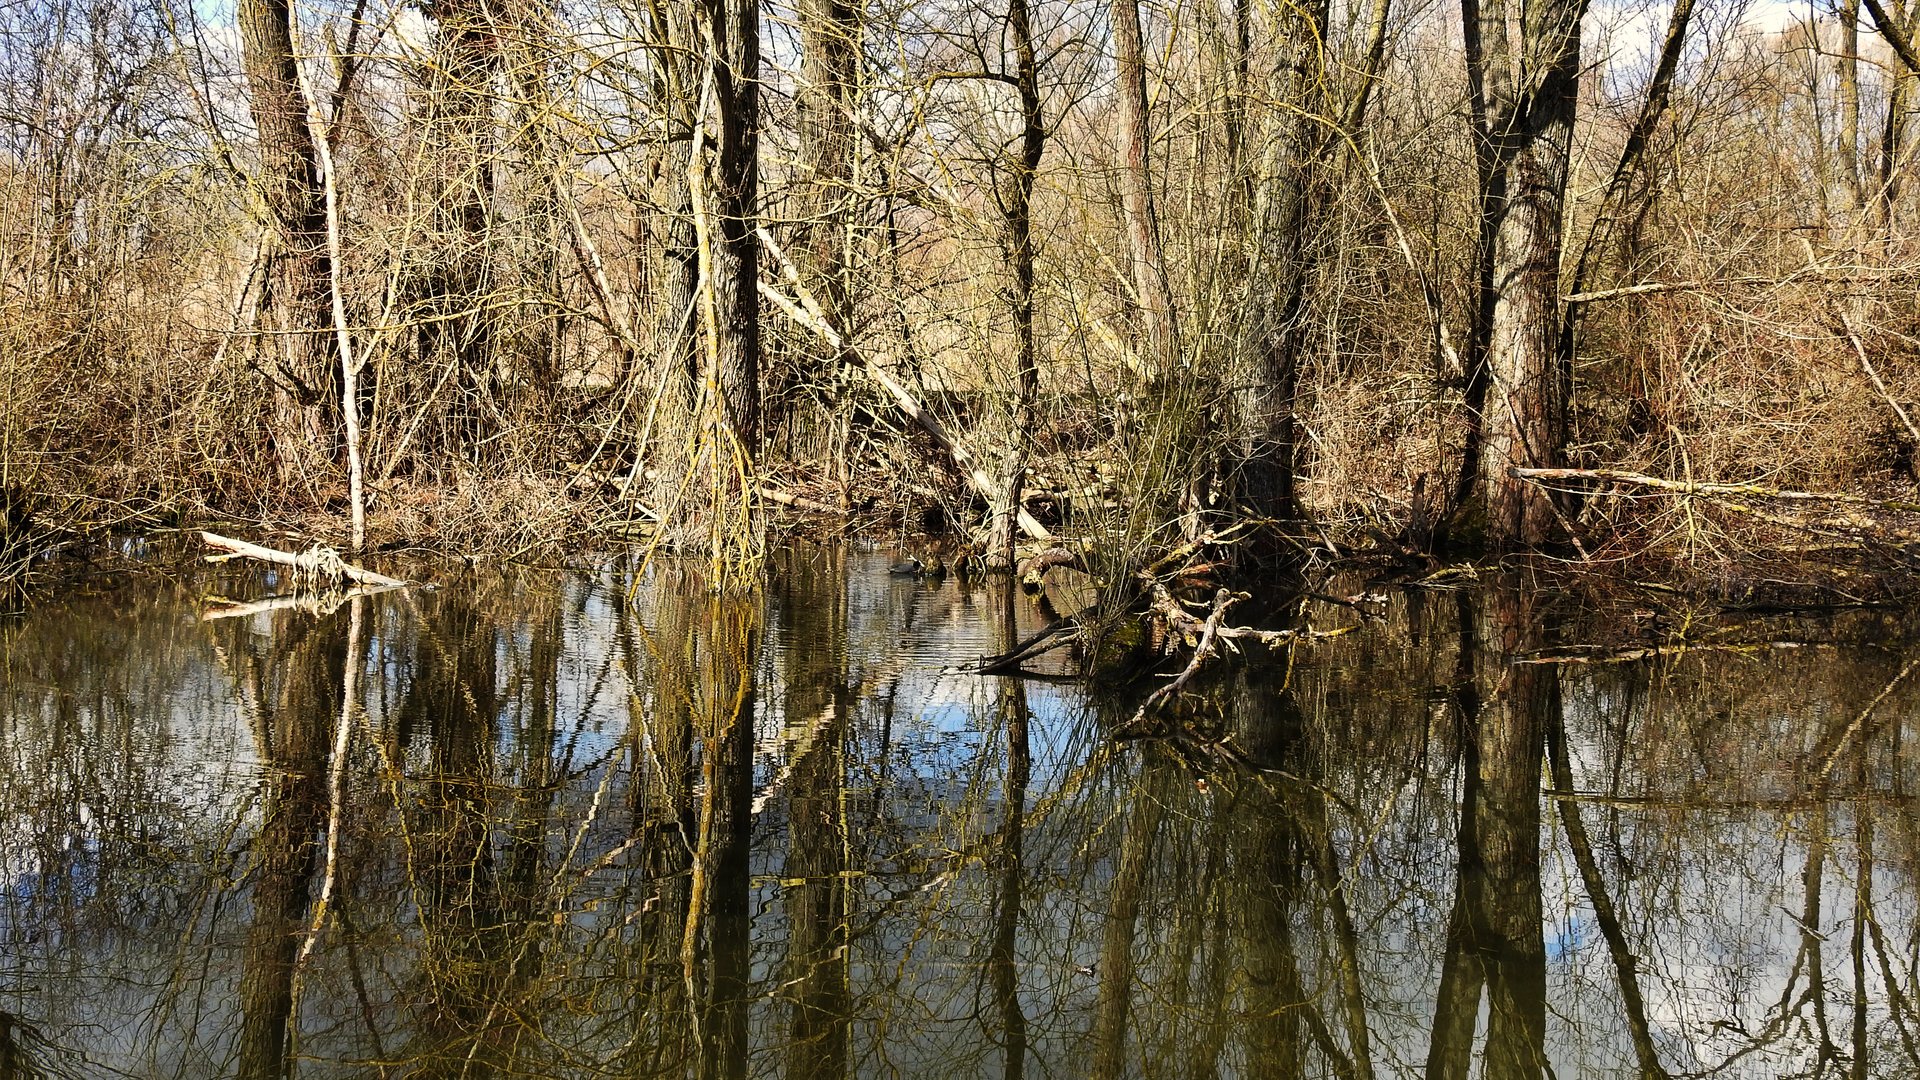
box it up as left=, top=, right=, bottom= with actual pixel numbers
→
left=782, top=0, right=859, bottom=429
left=420, top=0, right=502, bottom=458
left=1463, top=0, right=1588, bottom=546
left=1237, top=0, right=1329, bottom=527
left=1876, top=1, right=1918, bottom=239
left=647, top=0, right=704, bottom=420
left=237, top=0, right=335, bottom=484
left=987, top=0, right=1048, bottom=569
left=702, top=0, right=762, bottom=453
left=1109, top=0, right=1178, bottom=367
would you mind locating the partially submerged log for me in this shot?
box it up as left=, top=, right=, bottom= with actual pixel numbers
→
left=200, top=531, right=407, bottom=589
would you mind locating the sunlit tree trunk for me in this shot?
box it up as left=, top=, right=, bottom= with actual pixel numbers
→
left=237, top=0, right=335, bottom=484
left=702, top=0, right=761, bottom=452
left=1236, top=0, right=1329, bottom=527
left=987, top=0, right=1047, bottom=569
left=415, top=0, right=503, bottom=458
left=784, top=0, right=859, bottom=429
left=1109, top=0, right=1177, bottom=367
left=1459, top=0, right=1587, bottom=547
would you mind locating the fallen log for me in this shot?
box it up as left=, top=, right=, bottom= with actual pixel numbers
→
left=1512, top=467, right=1920, bottom=512
left=200, top=531, right=408, bottom=589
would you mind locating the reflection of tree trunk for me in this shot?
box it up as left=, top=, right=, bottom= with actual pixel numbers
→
left=1427, top=589, right=1549, bottom=1078
left=1851, top=771, right=1871, bottom=1080
left=234, top=612, right=347, bottom=1078
left=989, top=584, right=1031, bottom=1080
left=1475, top=591, right=1548, bottom=1080
left=780, top=549, right=850, bottom=1079
left=618, top=563, right=697, bottom=1068
left=1239, top=779, right=1304, bottom=1072
left=684, top=599, right=759, bottom=1080
left=499, top=592, right=562, bottom=996
left=400, top=592, right=506, bottom=1065
left=1089, top=768, right=1165, bottom=1080
left=1546, top=715, right=1668, bottom=1079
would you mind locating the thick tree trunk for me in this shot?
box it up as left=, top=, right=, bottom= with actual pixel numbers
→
left=1109, top=0, right=1178, bottom=367
left=237, top=0, right=335, bottom=483
left=649, top=0, right=702, bottom=393
left=794, top=0, right=858, bottom=335
left=1464, top=0, right=1587, bottom=546
left=1237, top=0, right=1328, bottom=527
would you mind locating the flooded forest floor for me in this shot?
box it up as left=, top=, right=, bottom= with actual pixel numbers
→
left=0, top=538, right=1917, bottom=1077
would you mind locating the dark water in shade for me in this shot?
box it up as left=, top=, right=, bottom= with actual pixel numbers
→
left=1, top=545, right=1917, bottom=1079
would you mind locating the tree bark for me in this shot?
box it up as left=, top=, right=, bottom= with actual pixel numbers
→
left=418, top=0, right=502, bottom=457
left=1237, top=0, right=1329, bottom=527
left=237, top=0, right=335, bottom=483
left=1109, top=0, right=1178, bottom=367
left=988, top=0, right=1048, bottom=569
left=703, top=0, right=762, bottom=452
left=1463, top=0, right=1588, bottom=546
left=792, top=0, right=859, bottom=357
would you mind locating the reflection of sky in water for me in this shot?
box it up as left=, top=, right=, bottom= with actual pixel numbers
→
left=0, top=555, right=1914, bottom=1077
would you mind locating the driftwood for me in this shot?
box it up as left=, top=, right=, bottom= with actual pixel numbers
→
left=200, top=531, right=407, bottom=588
left=758, top=485, right=839, bottom=514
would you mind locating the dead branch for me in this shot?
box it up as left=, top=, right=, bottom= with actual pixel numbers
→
left=1127, top=588, right=1236, bottom=727
left=754, top=227, right=1052, bottom=541
left=1837, top=313, right=1920, bottom=483
left=200, top=531, right=407, bottom=588
left=1513, top=467, right=1920, bottom=512
left=758, top=485, right=839, bottom=514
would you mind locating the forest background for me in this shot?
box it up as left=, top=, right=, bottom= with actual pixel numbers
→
left=5, top=0, right=1920, bottom=595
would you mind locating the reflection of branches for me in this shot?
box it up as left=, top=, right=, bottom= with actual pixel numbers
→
left=1547, top=714, right=1669, bottom=1079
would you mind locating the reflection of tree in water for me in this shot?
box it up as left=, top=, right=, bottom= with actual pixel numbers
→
left=1, top=560, right=1919, bottom=1076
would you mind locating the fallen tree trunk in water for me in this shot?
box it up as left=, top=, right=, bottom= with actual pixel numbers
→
left=200, top=531, right=407, bottom=589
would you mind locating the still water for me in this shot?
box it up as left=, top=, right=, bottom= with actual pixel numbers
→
left=0, top=545, right=1915, bottom=1078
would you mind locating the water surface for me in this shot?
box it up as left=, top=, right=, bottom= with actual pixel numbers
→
left=1, top=546, right=1915, bottom=1078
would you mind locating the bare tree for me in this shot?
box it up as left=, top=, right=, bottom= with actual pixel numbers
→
left=1109, top=0, right=1178, bottom=367
left=238, top=0, right=335, bottom=483
left=1457, top=0, right=1590, bottom=546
